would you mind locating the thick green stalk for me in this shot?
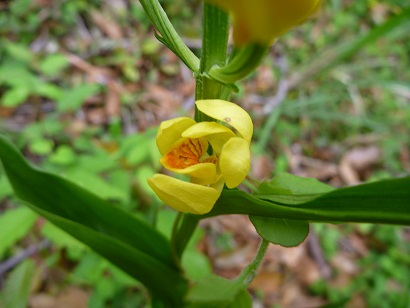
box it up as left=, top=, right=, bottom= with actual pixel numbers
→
left=195, top=2, right=231, bottom=122
left=171, top=3, right=231, bottom=262
left=172, top=214, right=200, bottom=261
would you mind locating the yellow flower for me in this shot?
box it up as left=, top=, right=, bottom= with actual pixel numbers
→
left=147, top=99, right=253, bottom=214
left=208, top=0, right=321, bottom=45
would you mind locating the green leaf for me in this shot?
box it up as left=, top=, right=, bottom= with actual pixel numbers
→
left=134, top=165, right=156, bottom=197
left=63, top=169, right=128, bottom=203
left=76, top=151, right=117, bottom=173
left=250, top=216, right=309, bottom=247
left=36, top=208, right=187, bottom=305
left=39, top=54, right=69, bottom=76
left=226, top=289, right=252, bottom=308
left=29, top=138, right=54, bottom=155
left=182, top=249, right=212, bottom=281
left=0, top=62, right=37, bottom=88
left=57, top=84, right=100, bottom=112
left=41, top=221, right=87, bottom=260
left=49, top=145, right=76, bottom=165
left=208, top=44, right=269, bottom=85
left=94, top=276, right=117, bottom=304
left=206, top=173, right=410, bottom=225
left=72, top=251, right=107, bottom=282
left=120, top=129, right=158, bottom=166
left=4, top=41, right=33, bottom=63
left=1, top=87, right=30, bottom=107
left=127, top=142, right=151, bottom=165
left=72, top=251, right=136, bottom=287
left=186, top=275, right=248, bottom=307
left=0, top=259, right=36, bottom=308
left=0, top=135, right=187, bottom=305
left=0, top=173, right=13, bottom=200
left=0, top=207, right=37, bottom=259
left=142, top=38, right=162, bottom=55
left=139, top=0, right=199, bottom=72
left=35, top=82, right=63, bottom=100
left=156, top=211, right=211, bottom=280
left=255, top=172, right=334, bottom=205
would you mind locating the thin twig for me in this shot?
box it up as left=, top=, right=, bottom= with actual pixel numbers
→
left=0, top=240, right=51, bottom=278
left=262, top=54, right=290, bottom=115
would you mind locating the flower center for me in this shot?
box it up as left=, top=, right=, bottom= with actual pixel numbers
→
left=163, top=138, right=207, bottom=169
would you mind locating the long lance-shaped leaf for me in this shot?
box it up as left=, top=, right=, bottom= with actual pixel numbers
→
left=34, top=207, right=187, bottom=306
left=0, top=136, right=172, bottom=266
left=0, top=135, right=188, bottom=305
left=206, top=176, right=410, bottom=225
left=140, top=0, right=200, bottom=72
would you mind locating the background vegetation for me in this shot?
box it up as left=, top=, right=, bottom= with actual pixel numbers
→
left=0, top=0, right=409, bottom=307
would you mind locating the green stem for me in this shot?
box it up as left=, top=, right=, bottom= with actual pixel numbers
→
left=171, top=214, right=200, bottom=263
left=237, top=238, right=269, bottom=286
left=171, top=212, right=183, bottom=267
left=170, top=3, right=231, bottom=262
left=195, top=2, right=231, bottom=122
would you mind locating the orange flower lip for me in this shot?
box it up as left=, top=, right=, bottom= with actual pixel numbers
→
left=162, top=138, right=205, bottom=169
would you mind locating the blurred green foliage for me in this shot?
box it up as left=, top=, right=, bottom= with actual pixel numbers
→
left=312, top=224, right=410, bottom=307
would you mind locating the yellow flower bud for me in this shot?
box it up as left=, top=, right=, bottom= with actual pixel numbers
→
left=208, top=0, right=321, bottom=45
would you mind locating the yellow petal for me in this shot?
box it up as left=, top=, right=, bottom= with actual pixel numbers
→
left=219, top=137, right=250, bottom=188
left=182, top=121, right=235, bottom=138
left=208, top=0, right=321, bottom=45
left=147, top=174, right=221, bottom=214
left=207, top=133, right=234, bottom=154
left=196, top=100, right=253, bottom=143
left=211, top=177, right=225, bottom=191
left=161, top=160, right=217, bottom=184
left=156, top=117, right=196, bottom=155
left=191, top=165, right=222, bottom=185
left=182, top=121, right=236, bottom=153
